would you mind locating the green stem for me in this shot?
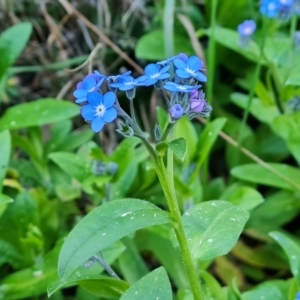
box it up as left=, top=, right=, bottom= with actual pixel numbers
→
left=290, top=12, right=297, bottom=52
left=161, top=122, right=174, bottom=141
left=140, top=137, right=204, bottom=300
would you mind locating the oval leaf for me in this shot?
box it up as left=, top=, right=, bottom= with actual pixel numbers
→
left=58, top=199, right=170, bottom=279
left=269, top=231, right=300, bottom=284
left=231, top=163, right=300, bottom=191
left=183, top=200, right=249, bottom=261
left=120, top=267, right=172, bottom=300
left=0, top=99, right=79, bottom=130
left=168, top=138, right=187, bottom=161
left=0, top=22, right=32, bottom=80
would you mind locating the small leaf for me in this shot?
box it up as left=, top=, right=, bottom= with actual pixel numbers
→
left=120, top=267, right=172, bottom=300
left=269, top=231, right=300, bottom=284
left=182, top=200, right=249, bottom=261
left=0, top=130, right=11, bottom=192
left=0, top=23, right=32, bottom=80
left=58, top=199, right=170, bottom=279
left=231, top=163, right=300, bottom=191
left=0, top=99, right=79, bottom=130
left=168, top=138, right=187, bottom=161
left=0, top=194, right=13, bottom=217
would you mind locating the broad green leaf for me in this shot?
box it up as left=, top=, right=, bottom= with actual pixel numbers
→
left=168, top=138, right=187, bottom=161
left=182, top=200, right=249, bottom=261
left=0, top=130, right=11, bottom=192
left=49, top=241, right=125, bottom=296
left=231, top=163, right=300, bottom=191
left=203, top=27, right=262, bottom=63
left=0, top=239, right=24, bottom=268
left=286, top=66, right=300, bottom=86
left=58, top=199, right=170, bottom=279
left=0, top=194, right=13, bottom=217
left=135, top=30, right=194, bottom=61
left=120, top=267, right=172, bottom=300
left=269, top=231, right=300, bottom=284
left=0, top=23, right=32, bottom=80
left=190, top=118, right=226, bottom=182
left=49, top=152, right=92, bottom=182
left=221, top=183, right=264, bottom=211
left=0, top=99, right=79, bottom=130
left=231, top=92, right=279, bottom=125
left=272, top=113, right=300, bottom=165
left=242, top=280, right=289, bottom=300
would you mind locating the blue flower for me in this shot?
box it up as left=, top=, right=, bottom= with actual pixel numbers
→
left=94, top=70, right=132, bottom=83
left=164, top=82, right=201, bottom=93
left=190, top=90, right=207, bottom=113
left=237, top=20, right=256, bottom=37
left=81, top=91, right=117, bottom=132
left=260, top=0, right=280, bottom=18
left=173, top=55, right=207, bottom=82
left=295, top=292, right=300, bottom=300
left=278, top=0, right=294, bottom=20
left=109, top=75, right=143, bottom=91
left=137, top=64, right=170, bottom=86
left=169, top=104, right=184, bottom=119
left=73, top=74, right=104, bottom=104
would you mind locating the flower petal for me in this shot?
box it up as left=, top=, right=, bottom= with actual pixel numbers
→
left=103, top=107, right=117, bottom=123
left=83, top=76, right=97, bottom=91
left=73, top=89, right=87, bottom=98
left=81, top=105, right=96, bottom=120
left=187, top=56, right=202, bottom=71
left=173, top=58, right=186, bottom=69
left=103, top=92, right=116, bottom=108
left=160, top=64, right=170, bottom=73
left=157, top=73, right=170, bottom=80
left=176, top=69, right=191, bottom=79
left=77, top=81, right=84, bottom=89
left=145, top=64, right=159, bottom=75
left=87, top=92, right=102, bottom=106
left=91, top=117, right=105, bottom=132
left=195, top=71, right=207, bottom=82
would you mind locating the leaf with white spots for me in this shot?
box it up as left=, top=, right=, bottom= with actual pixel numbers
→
left=269, top=231, right=300, bottom=284
left=0, top=99, right=79, bottom=130
left=182, top=200, right=249, bottom=261
left=120, top=267, right=172, bottom=300
left=58, top=199, right=171, bottom=279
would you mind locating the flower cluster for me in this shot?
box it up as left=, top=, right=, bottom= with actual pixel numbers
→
left=73, top=53, right=211, bottom=134
left=260, top=0, right=300, bottom=19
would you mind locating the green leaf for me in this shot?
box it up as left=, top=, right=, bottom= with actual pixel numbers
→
left=272, top=113, right=300, bottom=165
left=0, top=99, right=79, bottom=130
left=242, top=280, right=289, bottom=300
left=221, top=183, right=264, bottom=211
left=135, top=30, right=194, bottom=61
left=49, top=241, right=125, bottom=296
left=120, top=267, right=172, bottom=300
left=168, top=138, right=187, bottom=161
left=0, top=194, right=13, bottom=217
left=49, top=152, right=92, bottom=182
left=190, top=117, right=226, bottom=182
left=0, top=130, right=11, bottom=192
left=182, top=200, right=249, bottom=261
left=231, top=163, right=300, bottom=191
left=58, top=199, right=171, bottom=279
left=0, top=23, right=32, bottom=80
left=231, top=92, right=279, bottom=125
left=203, top=27, right=262, bottom=63
left=269, top=231, right=300, bottom=284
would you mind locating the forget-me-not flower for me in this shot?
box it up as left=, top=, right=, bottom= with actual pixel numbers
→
left=74, top=74, right=104, bottom=104
left=109, top=75, right=143, bottom=91
left=137, top=64, right=170, bottom=86
left=237, top=20, right=256, bottom=47
left=81, top=91, right=117, bottom=132
left=173, top=55, right=207, bottom=82
left=164, top=82, right=201, bottom=93
left=190, top=90, right=207, bottom=113
left=260, top=0, right=280, bottom=18
left=169, top=104, right=184, bottom=119
left=278, top=0, right=294, bottom=20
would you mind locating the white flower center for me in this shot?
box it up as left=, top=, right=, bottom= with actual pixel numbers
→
left=95, top=104, right=106, bottom=117
left=177, top=85, right=187, bottom=91
left=268, top=3, right=276, bottom=10
left=244, top=27, right=253, bottom=35
left=125, top=81, right=134, bottom=86
left=185, top=67, right=196, bottom=76
left=150, top=72, right=160, bottom=79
